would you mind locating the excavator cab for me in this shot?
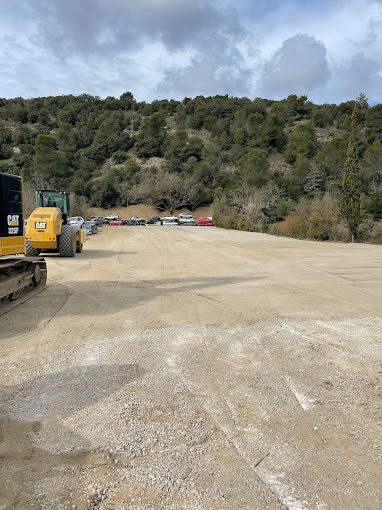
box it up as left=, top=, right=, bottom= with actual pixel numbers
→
left=36, top=190, right=70, bottom=225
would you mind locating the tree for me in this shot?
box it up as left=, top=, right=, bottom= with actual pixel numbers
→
left=315, top=138, right=347, bottom=189
left=33, top=134, right=69, bottom=185
left=365, top=104, right=382, bottom=143
left=119, top=92, right=136, bottom=111
left=310, top=104, right=336, bottom=128
left=164, top=129, right=204, bottom=164
left=361, top=140, right=382, bottom=190
left=285, top=122, right=317, bottom=163
left=355, top=93, right=369, bottom=110
left=341, top=107, right=361, bottom=241
left=90, top=166, right=120, bottom=208
left=133, top=168, right=201, bottom=214
left=256, top=114, right=286, bottom=151
left=238, top=149, right=270, bottom=188
left=135, top=113, right=167, bottom=158
left=57, top=122, right=78, bottom=154
left=304, top=161, right=325, bottom=195
left=293, top=154, right=311, bottom=187
left=37, top=108, right=50, bottom=126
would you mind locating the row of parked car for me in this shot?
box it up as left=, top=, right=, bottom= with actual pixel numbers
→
left=69, top=214, right=215, bottom=231
left=107, top=213, right=214, bottom=227
left=69, top=215, right=104, bottom=234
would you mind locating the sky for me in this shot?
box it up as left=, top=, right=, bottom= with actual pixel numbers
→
left=0, top=0, right=382, bottom=104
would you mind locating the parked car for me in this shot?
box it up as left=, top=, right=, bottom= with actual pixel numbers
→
left=109, top=219, right=124, bottom=226
left=89, top=216, right=104, bottom=226
left=83, top=224, right=93, bottom=235
left=179, top=218, right=197, bottom=226
left=179, top=215, right=196, bottom=226
left=69, top=216, right=85, bottom=226
left=162, top=217, right=179, bottom=226
left=83, top=221, right=97, bottom=234
left=130, top=216, right=146, bottom=225
left=105, top=214, right=120, bottom=222
left=146, top=216, right=162, bottom=224
left=198, top=217, right=214, bottom=226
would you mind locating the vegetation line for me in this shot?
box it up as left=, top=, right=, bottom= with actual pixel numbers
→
left=0, top=91, right=380, bottom=243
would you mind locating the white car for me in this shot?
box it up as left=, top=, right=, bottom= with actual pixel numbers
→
left=130, top=216, right=145, bottom=224
left=105, top=214, right=120, bottom=221
left=178, top=213, right=193, bottom=219
left=179, top=217, right=196, bottom=226
left=69, top=216, right=84, bottom=226
left=162, top=217, right=179, bottom=226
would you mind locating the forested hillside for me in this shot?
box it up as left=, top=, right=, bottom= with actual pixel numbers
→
left=0, top=92, right=381, bottom=242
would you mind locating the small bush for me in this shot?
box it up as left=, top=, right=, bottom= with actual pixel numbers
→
left=112, top=150, right=128, bottom=164
left=358, top=218, right=382, bottom=244
left=368, top=222, right=382, bottom=244
left=269, top=194, right=350, bottom=242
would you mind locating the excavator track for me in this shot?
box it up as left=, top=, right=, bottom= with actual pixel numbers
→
left=0, top=257, right=47, bottom=316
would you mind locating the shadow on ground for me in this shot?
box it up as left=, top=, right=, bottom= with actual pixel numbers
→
left=0, top=364, right=144, bottom=507
left=4, top=364, right=144, bottom=421
left=40, top=250, right=138, bottom=260
left=1, top=275, right=265, bottom=339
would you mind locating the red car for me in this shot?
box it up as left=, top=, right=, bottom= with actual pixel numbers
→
left=198, top=217, right=214, bottom=226
left=109, top=219, right=124, bottom=225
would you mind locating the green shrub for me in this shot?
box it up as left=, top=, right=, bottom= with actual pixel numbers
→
left=357, top=217, right=382, bottom=244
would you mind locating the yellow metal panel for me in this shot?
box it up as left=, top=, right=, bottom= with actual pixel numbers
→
left=27, top=207, right=62, bottom=236
left=0, top=236, right=25, bottom=256
left=26, top=206, right=62, bottom=251
left=25, top=232, right=57, bottom=250
left=76, top=228, right=87, bottom=244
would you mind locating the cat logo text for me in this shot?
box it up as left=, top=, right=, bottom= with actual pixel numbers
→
left=35, top=222, right=47, bottom=229
left=7, top=214, right=20, bottom=235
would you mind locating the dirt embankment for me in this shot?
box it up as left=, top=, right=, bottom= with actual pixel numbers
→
left=88, top=204, right=212, bottom=220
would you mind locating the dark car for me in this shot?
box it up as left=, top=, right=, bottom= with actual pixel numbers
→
left=146, top=216, right=161, bottom=224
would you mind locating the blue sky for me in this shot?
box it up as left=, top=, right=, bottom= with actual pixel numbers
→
left=1, top=0, right=381, bottom=104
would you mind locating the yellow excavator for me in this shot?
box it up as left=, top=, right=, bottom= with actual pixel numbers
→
left=25, top=188, right=86, bottom=256
left=0, top=172, right=47, bottom=309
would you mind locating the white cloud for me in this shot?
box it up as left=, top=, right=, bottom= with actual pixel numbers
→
left=0, top=0, right=381, bottom=103
left=259, top=34, right=330, bottom=98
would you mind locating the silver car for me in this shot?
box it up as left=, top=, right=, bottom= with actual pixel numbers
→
left=69, top=216, right=84, bottom=226
left=162, top=217, right=179, bottom=226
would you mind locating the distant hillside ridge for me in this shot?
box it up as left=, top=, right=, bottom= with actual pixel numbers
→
left=1, top=92, right=381, bottom=242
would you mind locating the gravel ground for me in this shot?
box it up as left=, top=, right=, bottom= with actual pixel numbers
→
left=0, top=226, right=381, bottom=509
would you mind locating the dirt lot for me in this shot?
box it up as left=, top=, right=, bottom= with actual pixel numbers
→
left=1, top=226, right=381, bottom=509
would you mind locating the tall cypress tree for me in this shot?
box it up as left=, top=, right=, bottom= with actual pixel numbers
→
left=341, top=107, right=361, bottom=242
